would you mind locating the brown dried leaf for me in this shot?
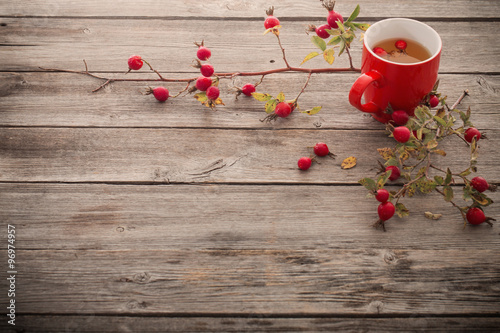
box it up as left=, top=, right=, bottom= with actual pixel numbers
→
left=341, top=156, right=357, bottom=169
left=377, top=148, right=394, bottom=161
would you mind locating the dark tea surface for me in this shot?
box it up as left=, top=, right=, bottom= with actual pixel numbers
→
left=373, top=38, right=431, bottom=63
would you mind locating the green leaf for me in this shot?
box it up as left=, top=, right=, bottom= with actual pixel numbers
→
left=359, top=177, right=377, bottom=192
left=276, top=92, right=285, bottom=103
left=395, top=203, right=410, bottom=218
left=194, top=92, right=208, bottom=103
left=385, top=157, right=398, bottom=167
left=265, top=99, right=277, bottom=114
left=426, top=139, right=439, bottom=150
left=336, top=20, right=346, bottom=33
left=418, top=179, right=437, bottom=194
left=338, top=40, right=346, bottom=56
left=347, top=5, right=360, bottom=22
left=434, top=176, right=444, bottom=186
left=444, top=168, right=453, bottom=185
left=323, top=48, right=335, bottom=65
left=350, top=22, right=370, bottom=31
left=301, top=106, right=322, bottom=115
left=252, top=93, right=273, bottom=102
left=311, top=36, right=327, bottom=51
left=460, top=168, right=471, bottom=177
left=377, top=171, right=391, bottom=188
left=300, top=51, right=320, bottom=65
left=433, top=115, right=447, bottom=127
left=443, top=186, right=454, bottom=202
left=327, top=35, right=342, bottom=46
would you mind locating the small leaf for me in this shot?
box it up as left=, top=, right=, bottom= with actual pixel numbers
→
left=443, top=186, right=454, bottom=202
left=351, top=22, right=370, bottom=31
left=252, top=93, right=273, bottom=102
left=377, top=171, right=391, bottom=189
left=359, top=177, right=377, bottom=192
left=435, top=107, right=446, bottom=119
left=301, top=106, right=322, bottom=115
left=323, top=48, right=335, bottom=65
left=459, top=168, right=471, bottom=177
left=311, top=36, right=327, bottom=51
left=194, top=92, right=208, bottom=103
left=265, top=99, right=277, bottom=114
left=276, top=92, right=285, bottom=103
left=418, top=179, right=437, bottom=194
left=434, top=176, right=444, bottom=186
left=336, top=20, right=346, bottom=33
left=433, top=115, right=447, bottom=127
left=300, top=51, right=320, bottom=65
left=444, top=168, right=453, bottom=185
left=431, top=149, right=447, bottom=156
left=263, top=26, right=281, bottom=35
left=425, top=212, right=442, bottom=220
left=471, top=192, right=493, bottom=206
left=395, top=203, right=410, bottom=218
left=341, top=156, right=357, bottom=169
left=377, top=148, right=394, bottom=161
left=338, top=40, right=346, bottom=56
left=327, top=35, right=342, bottom=46
left=347, top=4, right=361, bottom=22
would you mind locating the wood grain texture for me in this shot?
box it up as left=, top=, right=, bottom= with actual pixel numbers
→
left=1, top=0, right=499, bottom=19
left=0, top=19, right=499, bottom=73
left=4, top=316, right=500, bottom=333
left=0, top=73, right=498, bottom=130
left=0, top=128, right=498, bottom=183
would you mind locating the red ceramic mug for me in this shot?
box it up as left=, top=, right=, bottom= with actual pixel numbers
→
left=349, top=18, right=442, bottom=123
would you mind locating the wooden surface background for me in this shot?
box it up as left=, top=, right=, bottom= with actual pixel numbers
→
left=1, top=0, right=499, bottom=332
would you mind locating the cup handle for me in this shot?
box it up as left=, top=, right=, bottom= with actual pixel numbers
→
left=349, top=70, right=384, bottom=113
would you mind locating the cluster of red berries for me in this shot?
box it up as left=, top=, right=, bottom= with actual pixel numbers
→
left=298, top=142, right=335, bottom=170
left=466, top=176, right=496, bottom=225
left=308, top=1, right=344, bottom=39
left=192, top=41, right=221, bottom=101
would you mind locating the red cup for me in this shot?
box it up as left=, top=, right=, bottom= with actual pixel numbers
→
left=349, top=18, right=442, bottom=123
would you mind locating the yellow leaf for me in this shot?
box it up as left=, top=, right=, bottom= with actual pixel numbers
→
left=323, top=48, right=335, bottom=65
left=377, top=148, right=394, bottom=161
left=341, top=156, right=357, bottom=169
left=300, top=51, right=320, bottom=66
left=424, top=212, right=442, bottom=220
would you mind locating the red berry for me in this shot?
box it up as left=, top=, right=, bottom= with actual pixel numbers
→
left=429, top=95, right=440, bottom=108
left=200, top=64, right=214, bottom=77
left=298, top=157, right=312, bottom=171
left=327, top=10, right=344, bottom=29
left=393, top=126, right=411, bottom=143
left=466, top=207, right=486, bottom=225
left=241, top=84, right=256, bottom=96
left=206, top=86, right=220, bottom=100
left=195, top=76, right=212, bottom=91
left=391, top=110, right=409, bottom=126
left=315, top=24, right=331, bottom=39
left=264, top=16, right=280, bottom=29
left=378, top=202, right=395, bottom=221
left=152, top=86, right=169, bottom=102
left=471, top=176, right=489, bottom=193
left=395, top=39, right=407, bottom=50
left=464, top=127, right=481, bottom=143
left=375, top=189, right=390, bottom=203
left=373, top=47, right=388, bottom=57
left=128, top=55, right=143, bottom=71
left=313, top=142, right=330, bottom=157
left=197, top=46, right=211, bottom=61
left=274, top=102, right=292, bottom=118
left=386, top=166, right=401, bottom=181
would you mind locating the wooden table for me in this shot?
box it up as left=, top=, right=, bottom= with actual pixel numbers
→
left=1, top=1, right=499, bottom=331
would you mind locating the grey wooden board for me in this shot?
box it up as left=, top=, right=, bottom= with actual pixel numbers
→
left=1, top=0, right=499, bottom=19
left=4, top=316, right=500, bottom=333
left=0, top=19, right=499, bottom=73
left=0, top=73, right=498, bottom=130
left=0, top=128, right=498, bottom=183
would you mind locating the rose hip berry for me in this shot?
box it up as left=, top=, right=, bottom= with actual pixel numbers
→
left=327, top=9, right=343, bottom=29
left=197, top=46, right=211, bottom=61
left=315, top=24, right=331, bottom=39
left=393, top=126, right=411, bottom=143
left=391, top=110, right=409, bottom=126
left=313, top=142, right=331, bottom=157
left=395, top=39, right=407, bottom=50
left=200, top=64, right=214, bottom=77
left=128, top=55, right=143, bottom=71
left=195, top=76, right=212, bottom=91
left=241, top=84, right=256, bottom=96
left=152, top=86, right=169, bottom=102
left=470, top=176, right=489, bottom=193
left=206, top=86, right=220, bottom=100
left=375, top=189, right=390, bottom=203
left=386, top=165, right=401, bottom=181
left=378, top=201, right=395, bottom=221
left=264, top=7, right=280, bottom=29
left=429, top=95, right=440, bottom=108
left=274, top=102, right=292, bottom=118
left=464, top=127, right=481, bottom=143
left=373, top=47, right=388, bottom=57
left=298, top=157, right=312, bottom=171
left=466, top=207, right=486, bottom=225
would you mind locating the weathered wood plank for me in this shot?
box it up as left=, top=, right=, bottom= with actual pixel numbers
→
left=1, top=73, right=498, bottom=130
left=1, top=247, right=499, bottom=315
left=6, top=315, right=500, bottom=333
left=0, top=19, right=499, bottom=73
left=1, top=184, right=498, bottom=250
left=1, top=0, right=499, bottom=19
left=0, top=128, right=498, bottom=183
